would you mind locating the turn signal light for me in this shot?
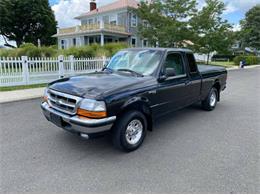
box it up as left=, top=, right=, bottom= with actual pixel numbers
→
left=77, top=108, right=107, bottom=119
left=43, top=96, right=48, bottom=102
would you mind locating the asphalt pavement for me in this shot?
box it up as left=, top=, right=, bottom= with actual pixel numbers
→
left=0, top=67, right=259, bottom=193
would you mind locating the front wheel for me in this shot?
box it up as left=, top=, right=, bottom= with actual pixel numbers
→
left=201, top=87, right=218, bottom=111
left=112, top=110, right=147, bottom=152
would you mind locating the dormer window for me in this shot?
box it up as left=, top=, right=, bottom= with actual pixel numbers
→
left=131, top=13, right=137, bottom=27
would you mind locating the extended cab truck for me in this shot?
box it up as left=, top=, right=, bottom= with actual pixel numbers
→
left=41, top=48, right=227, bottom=152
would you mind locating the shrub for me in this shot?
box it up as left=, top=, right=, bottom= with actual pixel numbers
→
left=89, top=43, right=101, bottom=52
left=19, top=43, right=36, bottom=49
left=0, top=49, right=10, bottom=57
left=233, top=55, right=259, bottom=65
left=103, top=42, right=128, bottom=56
left=94, top=48, right=110, bottom=57
left=0, top=42, right=129, bottom=58
left=40, top=46, right=57, bottom=57
left=17, top=43, right=41, bottom=57
left=62, top=46, right=95, bottom=58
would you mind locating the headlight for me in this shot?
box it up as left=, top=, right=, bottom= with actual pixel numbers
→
left=79, top=99, right=106, bottom=112
left=77, top=99, right=107, bottom=119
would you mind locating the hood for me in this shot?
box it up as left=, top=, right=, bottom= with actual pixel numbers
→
left=49, top=71, right=154, bottom=99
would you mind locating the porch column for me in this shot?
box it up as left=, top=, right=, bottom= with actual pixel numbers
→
left=101, top=33, right=104, bottom=46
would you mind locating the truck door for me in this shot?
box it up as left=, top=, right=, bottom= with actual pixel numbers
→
left=152, top=52, right=190, bottom=118
left=185, top=53, right=202, bottom=105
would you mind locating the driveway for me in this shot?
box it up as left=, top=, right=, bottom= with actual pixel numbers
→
left=0, top=68, right=259, bottom=193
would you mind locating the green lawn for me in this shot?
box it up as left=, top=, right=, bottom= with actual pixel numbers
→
left=209, top=61, right=237, bottom=68
left=0, top=83, right=47, bottom=92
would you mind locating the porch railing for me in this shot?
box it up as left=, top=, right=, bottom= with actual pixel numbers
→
left=57, top=23, right=127, bottom=35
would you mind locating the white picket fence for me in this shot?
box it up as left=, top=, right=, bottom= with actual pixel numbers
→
left=0, top=55, right=110, bottom=87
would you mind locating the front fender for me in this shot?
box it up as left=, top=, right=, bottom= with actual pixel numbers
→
left=120, top=96, right=153, bottom=131
left=121, top=96, right=151, bottom=110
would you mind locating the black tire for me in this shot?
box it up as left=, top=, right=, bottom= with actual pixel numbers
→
left=201, top=87, right=218, bottom=111
left=112, top=110, right=147, bottom=152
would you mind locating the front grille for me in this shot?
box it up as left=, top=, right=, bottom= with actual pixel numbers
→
left=47, top=89, right=82, bottom=115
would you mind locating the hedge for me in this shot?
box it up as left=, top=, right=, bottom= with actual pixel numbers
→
left=233, top=55, right=260, bottom=65
left=0, top=42, right=128, bottom=58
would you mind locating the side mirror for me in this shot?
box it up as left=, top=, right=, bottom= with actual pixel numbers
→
left=165, top=68, right=176, bottom=77
left=158, top=68, right=176, bottom=82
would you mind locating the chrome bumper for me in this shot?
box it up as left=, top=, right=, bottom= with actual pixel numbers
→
left=41, top=102, right=116, bottom=134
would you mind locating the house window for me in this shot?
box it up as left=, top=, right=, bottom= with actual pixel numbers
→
left=73, top=38, right=76, bottom=46
left=142, top=39, right=148, bottom=47
left=131, top=37, right=137, bottom=47
left=109, top=14, right=117, bottom=25
left=89, top=19, right=93, bottom=24
left=131, top=13, right=137, bottom=27
left=61, top=40, right=66, bottom=49
left=143, top=20, right=149, bottom=28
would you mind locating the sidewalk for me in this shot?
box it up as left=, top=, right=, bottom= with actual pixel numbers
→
left=226, top=64, right=260, bottom=70
left=0, top=87, right=45, bottom=103
left=0, top=65, right=259, bottom=104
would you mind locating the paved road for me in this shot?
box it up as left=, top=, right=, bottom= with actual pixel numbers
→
left=0, top=68, right=259, bottom=193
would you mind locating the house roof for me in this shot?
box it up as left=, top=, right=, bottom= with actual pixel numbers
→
left=75, top=0, right=139, bottom=19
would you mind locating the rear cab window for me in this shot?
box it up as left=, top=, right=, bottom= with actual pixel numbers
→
left=186, top=53, right=198, bottom=74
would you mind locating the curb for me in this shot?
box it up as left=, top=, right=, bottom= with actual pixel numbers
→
left=227, top=65, right=260, bottom=71
left=0, top=87, right=45, bottom=104
left=0, top=95, right=42, bottom=104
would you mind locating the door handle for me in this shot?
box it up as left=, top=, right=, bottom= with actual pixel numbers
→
left=185, top=80, right=191, bottom=86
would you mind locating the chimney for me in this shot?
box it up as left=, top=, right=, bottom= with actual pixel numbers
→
left=90, top=0, right=97, bottom=11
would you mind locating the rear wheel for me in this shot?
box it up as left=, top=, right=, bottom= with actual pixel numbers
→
left=112, top=110, right=147, bottom=152
left=202, top=87, right=218, bottom=111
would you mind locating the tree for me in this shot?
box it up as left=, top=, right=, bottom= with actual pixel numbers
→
left=0, top=0, right=57, bottom=47
left=135, top=0, right=197, bottom=47
left=240, top=5, right=260, bottom=50
left=190, top=0, right=233, bottom=64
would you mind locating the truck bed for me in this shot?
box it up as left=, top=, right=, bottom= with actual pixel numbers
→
left=198, top=64, right=226, bottom=75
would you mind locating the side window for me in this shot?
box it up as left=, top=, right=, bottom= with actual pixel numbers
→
left=187, top=53, right=197, bottom=73
left=61, top=40, right=66, bottom=49
left=164, top=53, right=185, bottom=76
left=131, top=13, right=137, bottom=27
left=73, top=38, right=76, bottom=46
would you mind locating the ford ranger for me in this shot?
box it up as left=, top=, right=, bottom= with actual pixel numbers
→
left=41, top=48, right=227, bottom=152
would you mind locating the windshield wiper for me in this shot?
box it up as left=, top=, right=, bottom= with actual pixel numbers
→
left=117, top=69, right=143, bottom=77
left=102, top=67, right=114, bottom=73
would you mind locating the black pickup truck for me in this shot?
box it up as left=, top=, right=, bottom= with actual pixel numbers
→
left=41, top=48, right=227, bottom=152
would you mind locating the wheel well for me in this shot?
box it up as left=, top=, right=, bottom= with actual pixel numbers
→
left=119, top=102, right=153, bottom=131
left=213, top=81, right=221, bottom=101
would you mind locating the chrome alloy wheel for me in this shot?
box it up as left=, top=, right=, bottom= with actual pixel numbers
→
left=125, top=119, right=143, bottom=145
left=210, top=91, right=217, bottom=107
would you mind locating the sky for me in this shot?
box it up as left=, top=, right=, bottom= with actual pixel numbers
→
left=49, top=0, right=260, bottom=29
left=1, top=0, right=259, bottom=46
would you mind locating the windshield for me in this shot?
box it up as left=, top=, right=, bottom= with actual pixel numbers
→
left=106, top=49, right=163, bottom=76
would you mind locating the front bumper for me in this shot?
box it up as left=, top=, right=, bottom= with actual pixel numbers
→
left=41, top=102, right=116, bottom=134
